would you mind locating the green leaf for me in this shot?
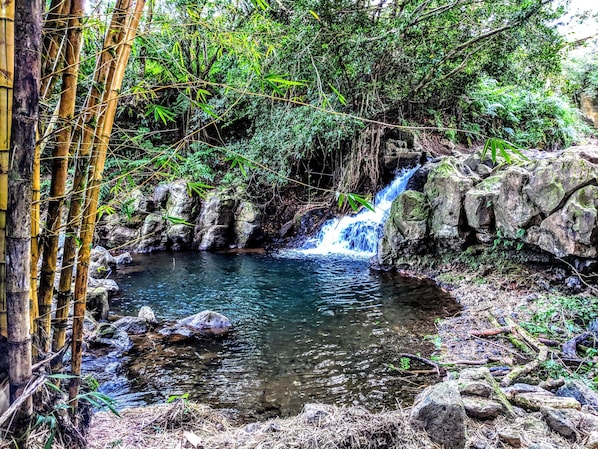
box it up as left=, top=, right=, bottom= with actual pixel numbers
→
left=164, top=215, right=194, bottom=227
left=481, top=138, right=528, bottom=164
left=146, top=104, right=177, bottom=125
left=328, top=83, right=347, bottom=106
left=97, top=205, right=116, bottom=220
left=186, top=181, right=213, bottom=198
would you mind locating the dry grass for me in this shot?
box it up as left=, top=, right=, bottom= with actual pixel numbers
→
left=88, top=401, right=439, bottom=449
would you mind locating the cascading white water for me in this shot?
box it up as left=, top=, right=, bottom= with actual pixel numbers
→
left=301, top=166, right=419, bottom=257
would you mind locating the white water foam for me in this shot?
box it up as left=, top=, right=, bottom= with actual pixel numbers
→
left=300, top=166, right=419, bottom=258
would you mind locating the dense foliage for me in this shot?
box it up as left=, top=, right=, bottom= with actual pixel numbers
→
left=72, top=0, right=595, bottom=203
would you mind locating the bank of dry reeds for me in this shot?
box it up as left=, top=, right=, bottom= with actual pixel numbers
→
left=88, top=401, right=437, bottom=449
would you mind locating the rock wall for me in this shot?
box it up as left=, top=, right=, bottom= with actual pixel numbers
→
left=96, top=181, right=263, bottom=252
left=379, top=145, right=598, bottom=265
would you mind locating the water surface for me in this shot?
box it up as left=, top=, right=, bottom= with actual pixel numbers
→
left=89, top=251, right=457, bottom=420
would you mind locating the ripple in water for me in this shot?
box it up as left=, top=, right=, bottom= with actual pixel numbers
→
left=88, top=251, right=457, bottom=420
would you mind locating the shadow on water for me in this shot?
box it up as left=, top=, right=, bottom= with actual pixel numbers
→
left=86, top=251, right=458, bottom=421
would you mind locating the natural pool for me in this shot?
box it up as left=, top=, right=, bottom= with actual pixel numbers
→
left=87, top=251, right=457, bottom=420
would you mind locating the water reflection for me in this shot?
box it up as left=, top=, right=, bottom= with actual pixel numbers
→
left=86, top=251, right=457, bottom=420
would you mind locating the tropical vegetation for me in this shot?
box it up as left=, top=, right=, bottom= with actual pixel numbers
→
left=0, top=0, right=596, bottom=445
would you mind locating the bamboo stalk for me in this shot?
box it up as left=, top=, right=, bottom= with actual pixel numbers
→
left=69, top=0, right=145, bottom=409
left=36, top=0, right=84, bottom=354
left=52, top=0, right=133, bottom=358
left=0, top=0, right=14, bottom=339
left=8, top=0, right=42, bottom=420
left=40, top=0, right=70, bottom=99
left=30, top=0, right=72, bottom=349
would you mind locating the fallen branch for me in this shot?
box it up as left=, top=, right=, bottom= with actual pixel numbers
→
left=442, top=359, right=490, bottom=366
left=500, top=317, right=549, bottom=387
left=0, top=375, right=46, bottom=431
left=397, top=353, right=446, bottom=377
left=470, top=326, right=512, bottom=337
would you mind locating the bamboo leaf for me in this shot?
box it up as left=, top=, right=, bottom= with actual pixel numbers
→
left=328, top=83, right=347, bottom=106
left=164, top=215, right=194, bottom=227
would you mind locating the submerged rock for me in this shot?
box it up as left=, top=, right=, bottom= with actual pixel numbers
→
left=89, top=323, right=132, bottom=352
left=113, top=316, right=153, bottom=335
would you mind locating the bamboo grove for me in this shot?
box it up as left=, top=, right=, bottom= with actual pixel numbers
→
left=0, top=0, right=146, bottom=427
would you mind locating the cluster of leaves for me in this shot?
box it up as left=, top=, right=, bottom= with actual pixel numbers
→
left=521, top=294, right=598, bottom=381
left=461, top=77, right=591, bottom=150
left=84, top=0, right=591, bottom=203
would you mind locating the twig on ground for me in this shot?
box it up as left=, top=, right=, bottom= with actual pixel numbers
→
left=500, top=317, right=549, bottom=387
left=556, top=257, right=598, bottom=295
left=0, top=375, right=47, bottom=431
left=397, top=353, right=446, bottom=377
left=470, top=327, right=512, bottom=337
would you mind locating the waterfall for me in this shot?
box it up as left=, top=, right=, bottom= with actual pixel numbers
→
left=301, top=166, right=419, bottom=258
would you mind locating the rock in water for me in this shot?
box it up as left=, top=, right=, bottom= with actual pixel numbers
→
left=160, top=310, right=232, bottom=342
left=410, top=381, right=466, bottom=449
left=138, top=305, right=157, bottom=323
left=177, top=310, right=232, bottom=336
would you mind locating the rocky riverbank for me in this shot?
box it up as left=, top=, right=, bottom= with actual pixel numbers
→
left=83, top=142, right=598, bottom=448
left=85, top=246, right=598, bottom=449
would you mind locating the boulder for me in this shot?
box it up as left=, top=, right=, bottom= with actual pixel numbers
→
left=166, top=181, right=197, bottom=222
left=510, top=391, right=581, bottom=411
left=160, top=310, right=232, bottom=342
left=137, top=213, right=166, bottom=253
left=89, top=246, right=116, bottom=278
left=462, top=397, right=503, bottom=419
left=176, top=310, right=231, bottom=335
left=167, top=223, right=193, bottom=250
left=234, top=201, right=263, bottom=248
left=165, top=181, right=197, bottom=248
left=526, top=186, right=598, bottom=258
left=115, top=252, right=133, bottom=265
left=424, top=157, right=475, bottom=245
left=129, top=188, right=155, bottom=214
left=464, top=175, right=502, bottom=243
left=153, top=184, right=170, bottom=209
left=112, top=316, right=152, bottom=335
left=86, top=287, right=110, bottom=321
left=540, top=407, right=578, bottom=440
left=525, top=150, right=598, bottom=215
left=390, top=190, right=429, bottom=240
left=96, top=214, right=140, bottom=250
left=88, top=277, right=119, bottom=295
left=410, top=381, right=466, bottom=449
left=89, top=323, right=132, bottom=352
left=494, top=166, right=540, bottom=239
left=557, top=380, right=598, bottom=412
left=195, top=192, right=236, bottom=251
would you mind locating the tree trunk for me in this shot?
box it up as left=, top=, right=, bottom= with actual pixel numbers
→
left=7, top=0, right=42, bottom=420
left=69, top=0, right=146, bottom=410
left=52, top=0, right=133, bottom=358
left=0, top=0, right=14, bottom=340
left=37, top=0, right=84, bottom=354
